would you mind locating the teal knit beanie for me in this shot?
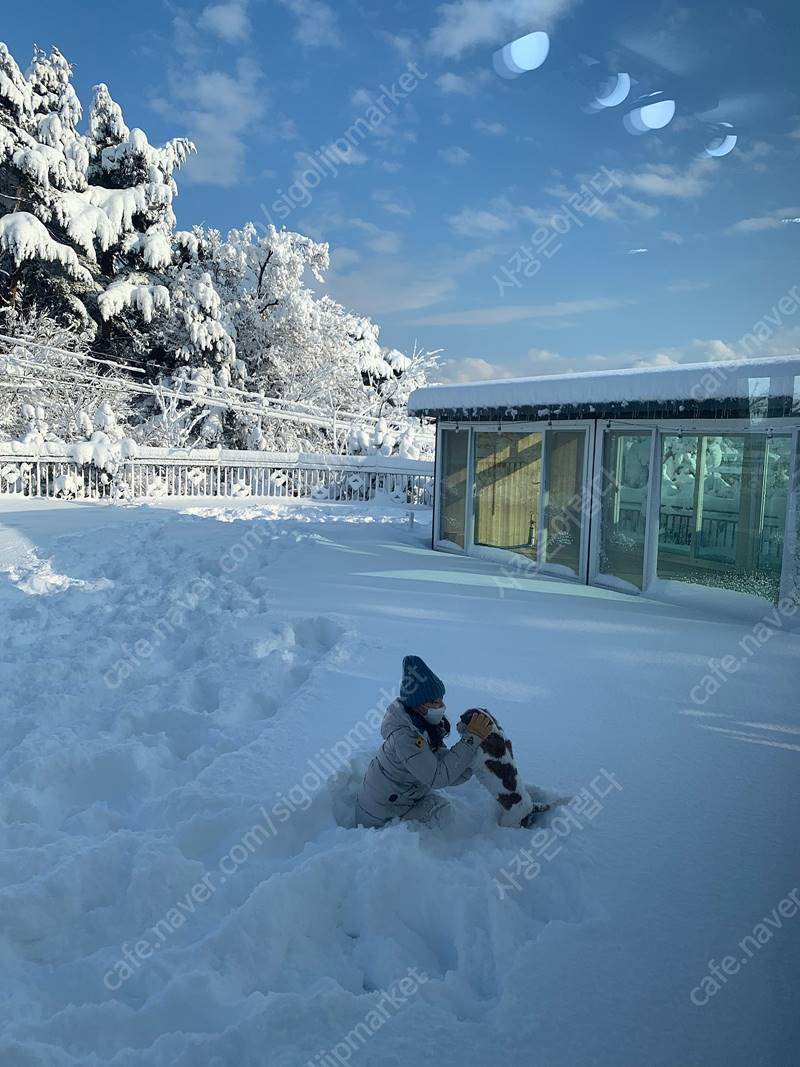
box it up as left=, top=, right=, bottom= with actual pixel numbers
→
left=399, top=655, right=445, bottom=707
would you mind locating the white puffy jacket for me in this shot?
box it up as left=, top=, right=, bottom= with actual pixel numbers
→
left=355, top=700, right=476, bottom=827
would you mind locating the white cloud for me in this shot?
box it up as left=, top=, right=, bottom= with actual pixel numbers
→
left=633, top=353, right=681, bottom=368
left=276, top=0, right=342, bottom=47
left=734, top=140, right=773, bottom=171
left=633, top=339, right=738, bottom=368
left=437, top=347, right=571, bottom=382
left=743, top=7, right=766, bottom=25
left=428, top=0, right=577, bottom=58
left=612, top=193, right=660, bottom=221
left=660, top=230, right=685, bottom=245
left=330, top=246, right=361, bottom=269
left=437, top=356, right=508, bottom=382
left=439, top=145, right=472, bottom=166
left=343, top=86, right=421, bottom=158
left=627, top=248, right=649, bottom=255
left=351, top=88, right=372, bottom=108
left=412, top=298, right=630, bottom=328
left=349, top=218, right=403, bottom=255
left=174, top=58, right=265, bottom=186
left=380, top=32, right=416, bottom=60
left=326, top=260, right=457, bottom=315
left=618, top=160, right=715, bottom=200
left=474, top=118, right=508, bottom=135
left=435, top=326, right=800, bottom=384
left=276, top=117, right=299, bottom=141
left=436, top=72, right=476, bottom=95
left=612, top=331, right=800, bottom=369
left=728, top=216, right=783, bottom=234
left=449, top=181, right=661, bottom=247
left=367, top=233, right=402, bottom=255
left=448, top=206, right=512, bottom=236
left=328, top=145, right=368, bottom=166
left=539, top=182, right=659, bottom=223
left=727, top=207, right=800, bottom=235
left=199, top=1, right=250, bottom=42
left=372, top=189, right=414, bottom=217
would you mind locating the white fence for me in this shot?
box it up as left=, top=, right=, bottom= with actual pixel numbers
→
left=0, top=446, right=434, bottom=506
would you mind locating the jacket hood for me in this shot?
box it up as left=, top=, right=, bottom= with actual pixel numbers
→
left=381, top=699, right=450, bottom=751
left=380, top=698, right=410, bottom=739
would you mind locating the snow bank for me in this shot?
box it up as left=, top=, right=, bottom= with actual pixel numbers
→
left=0, top=499, right=797, bottom=1065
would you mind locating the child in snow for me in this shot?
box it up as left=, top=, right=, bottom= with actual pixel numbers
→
left=355, top=655, right=493, bottom=828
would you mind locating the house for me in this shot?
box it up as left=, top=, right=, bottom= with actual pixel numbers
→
left=408, top=355, right=800, bottom=613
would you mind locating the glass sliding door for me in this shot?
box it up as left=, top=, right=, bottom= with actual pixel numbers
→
left=657, top=432, right=793, bottom=602
left=438, top=428, right=469, bottom=548
left=473, top=431, right=542, bottom=559
left=598, top=431, right=652, bottom=589
left=757, top=435, right=792, bottom=579
left=543, top=430, right=587, bottom=576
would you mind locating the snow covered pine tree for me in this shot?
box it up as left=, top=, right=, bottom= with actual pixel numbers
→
left=1, top=41, right=436, bottom=454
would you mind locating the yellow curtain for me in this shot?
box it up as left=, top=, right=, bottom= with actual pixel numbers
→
left=474, top=432, right=542, bottom=550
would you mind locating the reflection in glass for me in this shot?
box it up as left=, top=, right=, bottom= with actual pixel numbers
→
left=703, top=122, right=737, bottom=158
left=599, top=432, right=651, bottom=589
left=590, top=72, right=631, bottom=111
left=473, top=432, right=542, bottom=559
left=543, top=430, right=586, bottom=575
left=438, top=429, right=469, bottom=548
left=657, top=433, right=792, bottom=601
left=624, top=97, right=676, bottom=134
left=493, top=32, right=550, bottom=79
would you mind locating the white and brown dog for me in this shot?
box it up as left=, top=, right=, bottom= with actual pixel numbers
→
left=458, top=708, right=550, bottom=828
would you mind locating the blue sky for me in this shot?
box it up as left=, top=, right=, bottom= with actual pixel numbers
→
left=5, top=0, right=800, bottom=381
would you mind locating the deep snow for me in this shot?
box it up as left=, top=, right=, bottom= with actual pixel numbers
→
left=0, top=497, right=798, bottom=1066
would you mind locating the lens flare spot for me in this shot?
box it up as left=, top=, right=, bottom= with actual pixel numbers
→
left=594, top=72, right=631, bottom=109
left=624, top=98, right=676, bottom=134
left=703, top=123, right=738, bottom=158
left=493, top=31, right=550, bottom=79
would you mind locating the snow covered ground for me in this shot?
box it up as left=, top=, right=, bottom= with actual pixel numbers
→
left=0, top=497, right=798, bottom=1067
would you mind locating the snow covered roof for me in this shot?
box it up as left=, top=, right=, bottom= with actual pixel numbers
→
left=409, top=354, right=800, bottom=420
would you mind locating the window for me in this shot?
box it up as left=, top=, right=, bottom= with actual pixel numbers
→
left=598, top=431, right=652, bottom=590
left=438, top=429, right=469, bottom=547
left=543, top=430, right=586, bottom=576
left=473, top=431, right=542, bottom=558
left=657, top=433, right=792, bottom=602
